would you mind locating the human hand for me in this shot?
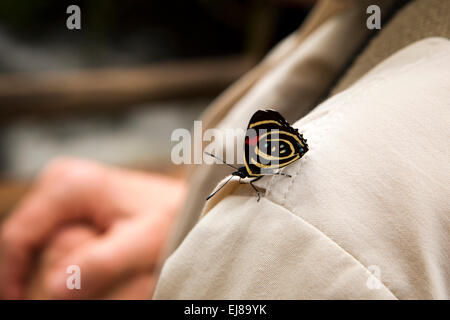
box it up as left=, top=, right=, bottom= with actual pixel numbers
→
left=0, top=158, right=185, bottom=299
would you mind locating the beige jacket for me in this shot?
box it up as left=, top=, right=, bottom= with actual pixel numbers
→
left=154, top=0, right=450, bottom=299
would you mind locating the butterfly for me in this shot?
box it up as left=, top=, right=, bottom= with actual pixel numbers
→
left=206, top=109, right=308, bottom=201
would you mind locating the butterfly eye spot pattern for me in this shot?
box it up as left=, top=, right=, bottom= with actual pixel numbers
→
left=206, top=109, right=308, bottom=201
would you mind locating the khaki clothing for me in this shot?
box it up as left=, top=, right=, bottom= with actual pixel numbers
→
left=154, top=0, right=450, bottom=299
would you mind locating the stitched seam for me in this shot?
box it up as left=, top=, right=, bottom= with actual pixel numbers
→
left=262, top=196, right=399, bottom=299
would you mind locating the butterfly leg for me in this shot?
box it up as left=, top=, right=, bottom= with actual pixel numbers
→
left=274, top=172, right=291, bottom=178
left=249, top=176, right=263, bottom=201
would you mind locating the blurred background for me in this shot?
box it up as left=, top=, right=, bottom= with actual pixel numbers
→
left=0, top=0, right=314, bottom=218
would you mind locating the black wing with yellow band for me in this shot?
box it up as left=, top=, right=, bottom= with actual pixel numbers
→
left=244, top=110, right=308, bottom=176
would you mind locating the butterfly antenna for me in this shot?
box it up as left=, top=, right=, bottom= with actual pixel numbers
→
left=206, top=175, right=234, bottom=200
left=204, top=152, right=239, bottom=170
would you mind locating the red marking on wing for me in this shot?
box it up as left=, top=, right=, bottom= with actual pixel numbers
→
left=245, top=136, right=259, bottom=146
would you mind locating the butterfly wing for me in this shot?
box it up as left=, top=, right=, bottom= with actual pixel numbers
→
left=244, top=110, right=308, bottom=176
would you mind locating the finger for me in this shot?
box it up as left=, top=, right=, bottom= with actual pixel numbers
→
left=43, top=213, right=172, bottom=299
left=0, top=196, right=76, bottom=299
left=0, top=158, right=109, bottom=299
left=26, top=225, right=98, bottom=299
left=38, top=225, right=99, bottom=269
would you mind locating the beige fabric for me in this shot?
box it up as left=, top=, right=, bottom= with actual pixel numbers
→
left=155, top=38, right=450, bottom=299
left=161, top=0, right=450, bottom=266
left=156, top=196, right=397, bottom=299
left=161, top=0, right=395, bottom=264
